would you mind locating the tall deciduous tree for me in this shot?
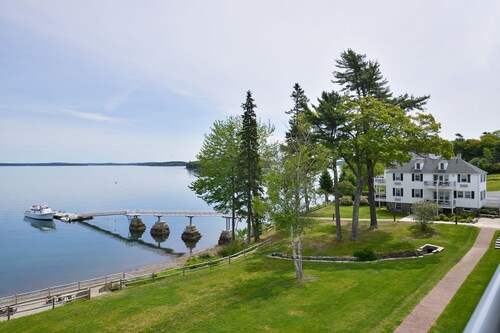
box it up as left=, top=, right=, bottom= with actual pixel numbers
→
left=238, top=91, right=262, bottom=244
left=189, top=116, right=241, bottom=239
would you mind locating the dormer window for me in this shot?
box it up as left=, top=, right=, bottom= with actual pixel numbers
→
left=415, top=162, right=422, bottom=170
left=439, top=162, right=448, bottom=171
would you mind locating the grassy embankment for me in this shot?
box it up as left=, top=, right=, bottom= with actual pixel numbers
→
left=308, top=204, right=407, bottom=219
left=487, top=173, right=500, bottom=191
left=1, top=218, right=480, bottom=333
left=430, top=230, right=500, bottom=332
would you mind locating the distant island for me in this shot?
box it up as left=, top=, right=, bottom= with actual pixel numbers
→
left=0, top=161, right=188, bottom=167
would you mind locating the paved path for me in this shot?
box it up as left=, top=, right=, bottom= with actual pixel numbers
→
left=394, top=226, right=496, bottom=333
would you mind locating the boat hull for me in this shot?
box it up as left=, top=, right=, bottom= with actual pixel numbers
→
left=24, top=212, right=55, bottom=220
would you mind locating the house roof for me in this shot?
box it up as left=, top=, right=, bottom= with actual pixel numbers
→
left=387, top=156, right=487, bottom=175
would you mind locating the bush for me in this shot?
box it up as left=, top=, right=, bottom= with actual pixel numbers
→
left=360, top=195, right=369, bottom=206
left=354, top=248, right=378, bottom=261
left=340, top=196, right=353, bottom=206
left=217, top=241, right=246, bottom=257
left=185, top=253, right=214, bottom=266
left=481, top=208, right=499, bottom=215
left=338, top=180, right=356, bottom=198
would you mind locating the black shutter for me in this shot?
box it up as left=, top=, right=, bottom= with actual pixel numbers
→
left=412, top=174, right=415, bottom=181
left=393, top=188, right=395, bottom=196
left=401, top=189, right=404, bottom=197
left=471, top=191, right=475, bottom=199
left=412, top=189, right=415, bottom=197
left=401, top=174, right=403, bottom=181
left=458, top=174, right=461, bottom=183
left=467, top=174, right=471, bottom=183
left=393, top=173, right=395, bottom=181
left=420, top=189, right=423, bottom=197
left=433, top=192, right=437, bottom=200
left=454, top=191, right=457, bottom=198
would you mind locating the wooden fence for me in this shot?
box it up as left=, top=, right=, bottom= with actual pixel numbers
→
left=0, top=238, right=272, bottom=321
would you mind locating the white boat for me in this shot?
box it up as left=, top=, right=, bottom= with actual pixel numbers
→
left=24, top=205, right=55, bottom=220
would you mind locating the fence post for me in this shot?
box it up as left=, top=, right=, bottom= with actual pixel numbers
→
left=7, top=306, right=11, bottom=321
left=52, top=296, right=55, bottom=310
left=209, top=260, right=212, bottom=270
left=152, top=273, right=155, bottom=281
left=48, top=287, right=51, bottom=297
left=15, top=294, right=18, bottom=305
left=119, top=279, right=122, bottom=290
left=78, top=281, right=81, bottom=290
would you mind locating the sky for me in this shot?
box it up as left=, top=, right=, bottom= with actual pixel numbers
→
left=1, top=0, right=499, bottom=163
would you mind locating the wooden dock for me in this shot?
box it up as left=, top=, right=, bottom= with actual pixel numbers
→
left=55, top=210, right=229, bottom=222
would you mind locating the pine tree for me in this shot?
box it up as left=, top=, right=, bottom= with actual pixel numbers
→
left=333, top=49, right=430, bottom=230
left=286, top=83, right=310, bottom=142
left=238, top=90, right=261, bottom=243
left=319, top=169, right=333, bottom=203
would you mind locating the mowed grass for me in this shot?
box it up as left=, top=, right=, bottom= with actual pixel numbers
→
left=487, top=174, right=500, bottom=191
left=0, top=222, right=480, bottom=333
left=430, top=230, right=500, bottom=332
left=308, top=204, right=407, bottom=219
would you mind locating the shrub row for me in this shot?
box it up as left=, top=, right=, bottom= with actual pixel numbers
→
left=339, top=195, right=369, bottom=206
left=436, top=213, right=475, bottom=223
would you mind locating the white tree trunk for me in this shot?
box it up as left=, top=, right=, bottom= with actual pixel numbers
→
left=290, top=225, right=301, bottom=277
left=296, top=223, right=303, bottom=279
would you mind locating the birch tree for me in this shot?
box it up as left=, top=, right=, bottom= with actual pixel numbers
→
left=267, top=125, right=327, bottom=278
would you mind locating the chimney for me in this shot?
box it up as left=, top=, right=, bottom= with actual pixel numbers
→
left=457, top=153, right=462, bottom=161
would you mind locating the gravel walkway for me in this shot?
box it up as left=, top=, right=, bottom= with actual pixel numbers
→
left=394, top=226, right=496, bottom=333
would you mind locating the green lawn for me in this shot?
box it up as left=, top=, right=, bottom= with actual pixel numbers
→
left=0, top=222, right=479, bottom=333
left=308, top=203, right=407, bottom=219
left=430, top=230, right=500, bottom=332
left=487, top=174, right=500, bottom=191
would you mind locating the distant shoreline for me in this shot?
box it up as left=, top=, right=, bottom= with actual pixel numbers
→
left=0, top=161, right=188, bottom=167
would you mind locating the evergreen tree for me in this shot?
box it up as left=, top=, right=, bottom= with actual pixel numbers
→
left=238, top=90, right=261, bottom=244
left=285, top=83, right=315, bottom=212
left=307, top=90, right=347, bottom=240
left=319, top=169, right=333, bottom=203
left=286, top=83, right=310, bottom=142
left=333, top=49, right=431, bottom=230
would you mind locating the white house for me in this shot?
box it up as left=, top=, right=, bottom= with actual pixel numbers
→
left=375, top=154, right=487, bottom=214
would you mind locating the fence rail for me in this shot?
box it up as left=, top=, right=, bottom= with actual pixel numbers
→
left=0, top=238, right=272, bottom=321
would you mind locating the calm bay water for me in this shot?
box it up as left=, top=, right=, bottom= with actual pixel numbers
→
left=0, top=166, right=226, bottom=297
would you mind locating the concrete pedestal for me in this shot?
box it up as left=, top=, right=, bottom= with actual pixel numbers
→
left=218, top=230, right=232, bottom=245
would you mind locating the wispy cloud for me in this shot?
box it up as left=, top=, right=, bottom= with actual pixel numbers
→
left=51, top=106, right=125, bottom=123
left=0, top=102, right=126, bottom=123
left=103, top=83, right=141, bottom=113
